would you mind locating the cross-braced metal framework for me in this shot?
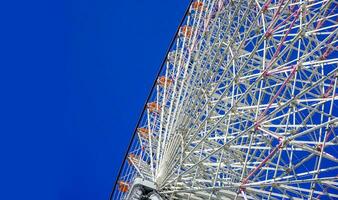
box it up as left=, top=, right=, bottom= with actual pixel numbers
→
left=110, top=0, right=338, bottom=199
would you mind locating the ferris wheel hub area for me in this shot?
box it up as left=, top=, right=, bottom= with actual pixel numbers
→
left=127, top=178, right=163, bottom=200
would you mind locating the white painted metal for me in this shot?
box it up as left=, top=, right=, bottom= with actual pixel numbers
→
left=113, top=0, right=338, bottom=199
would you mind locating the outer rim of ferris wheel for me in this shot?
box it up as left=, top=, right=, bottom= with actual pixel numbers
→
left=111, top=0, right=338, bottom=199
left=109, top=1, right=194, bottom=199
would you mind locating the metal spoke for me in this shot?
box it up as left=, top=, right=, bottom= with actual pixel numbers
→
left=111, top=1, right=338, bottom=199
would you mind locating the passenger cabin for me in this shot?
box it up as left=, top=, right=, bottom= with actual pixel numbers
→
left=118, top=181, right=129, bottom=193
left=147, top=102, right=161, bottom=113
left=127, top=153, right=138, bottom=165
left=137, top=127, right=150, bottom=139
left=191, top=1, right=204, bottom=11
left=180, top=26, right=192, bottom=37
left=157, top=76, right=173, bottom=87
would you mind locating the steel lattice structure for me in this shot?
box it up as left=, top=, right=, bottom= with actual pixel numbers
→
left=110, top=0, right=338, bottom=199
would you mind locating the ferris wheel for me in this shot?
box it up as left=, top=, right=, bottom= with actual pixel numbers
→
left=110, top=0, right=338, bottom=199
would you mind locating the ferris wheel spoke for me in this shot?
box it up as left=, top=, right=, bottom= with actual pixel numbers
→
left=113, top=1, right=338, bottom=199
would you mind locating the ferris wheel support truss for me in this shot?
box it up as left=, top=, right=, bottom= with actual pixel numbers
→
left=110, top=0, right=338, bottom=199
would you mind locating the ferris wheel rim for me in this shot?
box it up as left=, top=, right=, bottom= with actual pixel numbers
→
left=112, top=1, right=338, bottom=199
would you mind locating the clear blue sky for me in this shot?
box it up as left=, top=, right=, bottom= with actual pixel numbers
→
left=0, top=0, right=189, bottom=199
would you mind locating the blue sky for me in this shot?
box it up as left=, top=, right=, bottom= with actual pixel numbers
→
left=0, top=0, right=188, bottom=199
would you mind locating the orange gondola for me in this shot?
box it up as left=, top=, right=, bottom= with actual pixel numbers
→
left=147, top=102, right=161, bottom=113
left=137, top=127, right=150, bottom=139
left=118, top=181, right=129, bottom=193
left=157, top=76, right=173, bottom=87
left=180, top=26, right=192, bottom=37
left=191, top=1, right=204, bottom=11
left=127, top=153, right=138, bottom=164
